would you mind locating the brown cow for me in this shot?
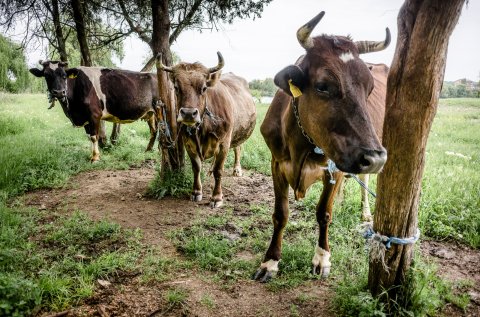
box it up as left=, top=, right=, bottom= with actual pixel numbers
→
left=157, top=52, right=256, bottom=208
left=253, top=12, right=390, bottom=282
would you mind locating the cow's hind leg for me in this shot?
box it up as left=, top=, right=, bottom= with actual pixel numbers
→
left=359, top=174, right=373, bottom=222
left=98, top=121, right=108, bottom=147
left=253, top=159, right=289, bottom=282
left=145, top=116, right=157, bottom=151
left=110, top=123, right=121, bottom=145
left=210, top=144, right=228, bottom=208
left=233, top=146, right=243, bottom=176
left=312, top=172, right=344, bottom=277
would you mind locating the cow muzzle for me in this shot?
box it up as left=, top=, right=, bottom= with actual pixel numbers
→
left=355, top=147, right=387, bottom=174
left=51, top=89, right=66, bottom=99
left=335, top=147, right=387, bottom=174
left=177, top=107, right=201, bottom=126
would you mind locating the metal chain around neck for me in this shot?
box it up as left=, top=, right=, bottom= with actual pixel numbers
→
left=291, top=97, right=318, bottom=148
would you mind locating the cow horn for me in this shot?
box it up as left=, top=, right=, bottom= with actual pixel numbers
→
left=355, top=28, right=391, bottom=54
left=208, top=52, right=224, bottom=73
left=297, top=11, right=325, bottom=49
left=156, top=53, right=174, bottom=73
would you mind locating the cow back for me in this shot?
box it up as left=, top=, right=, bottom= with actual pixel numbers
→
left=210, top=72, right=256, bottom=148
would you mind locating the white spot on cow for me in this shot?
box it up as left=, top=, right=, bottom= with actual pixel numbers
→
left=79, top=67, right=107, bottom=113
left=312, top=245, right=331, bottom=268
left=49, top=63, right=58, bottom=71
left=90, top=135, right=100, bottom=162
left=339, top=51, right=355, bottom=63
left=260, top=259, right=279, bottom=272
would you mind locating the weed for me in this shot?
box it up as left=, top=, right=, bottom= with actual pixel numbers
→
left=200, top=294, right=216, bottom=309
left=147, top=165, right=196, bottom=199
left=0, top=205, right=142, bottom=315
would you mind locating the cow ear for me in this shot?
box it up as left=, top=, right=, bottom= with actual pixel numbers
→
left=29, top=68, right=44, bottom=77
left=66, top=68, right=79, bottom=79
left=274, top=65, right=306, bottom=97
left=206, top=71, right=222, bottom=87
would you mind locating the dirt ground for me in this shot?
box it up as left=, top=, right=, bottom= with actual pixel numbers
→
left=23, top=164, right=479, bottom=317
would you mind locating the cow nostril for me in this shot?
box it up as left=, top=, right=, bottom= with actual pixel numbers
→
left=193, top=109, right=199, bottom=116
left=180, top=108, right=186, bottom=116
left=360, top=155, right=371, bottom=167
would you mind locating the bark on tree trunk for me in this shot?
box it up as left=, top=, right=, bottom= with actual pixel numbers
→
left=51, top=0, right=68, bottom=62
left=71, top=0, right=92, bottom=66
left=368, top=0, right=464, bottom=304
left=151, top=0, right=184, bottom=173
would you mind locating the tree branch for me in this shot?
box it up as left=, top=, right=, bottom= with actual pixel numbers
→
left=169, top=0, right=202, bottom=44
left=117, top=0, right=152, bottom=47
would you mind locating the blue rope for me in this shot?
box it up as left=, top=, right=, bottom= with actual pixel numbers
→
left=314, top=147, right=339, bottom=184
left=364, top=226, right=421, bottom=249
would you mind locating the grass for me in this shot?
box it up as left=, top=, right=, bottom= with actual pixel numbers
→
left=0, top=206, right=142, bottom=316
left=0, top=93, right=479, bottom=316
left=167, top=98, right=480, bottom=315
left=0, top=92, right=156, bottom=201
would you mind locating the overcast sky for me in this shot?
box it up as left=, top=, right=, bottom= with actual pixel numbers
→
left=28, top=0, right=480, bottom=82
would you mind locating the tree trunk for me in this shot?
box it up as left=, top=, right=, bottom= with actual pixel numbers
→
left=71, top=0, right=92, bottom=66
left=51, top=0, right=68, bottom=62
left=368, top=0, right=464, bottom=303
left=151, top=0, right=184, bottom=173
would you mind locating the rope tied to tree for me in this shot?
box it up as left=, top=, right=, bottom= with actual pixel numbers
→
left=361, top=222, right=421, bottom=272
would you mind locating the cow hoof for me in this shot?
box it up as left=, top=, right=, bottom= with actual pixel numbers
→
left=311, top=246, right=331, bottom=278
left=252, top=268, right=275, bottom=283
left=312, top=265, right=330, bottom=278
left=91, top=157, right=100, bottom=163
left=191, top=193, right=202, bottom=202
left=233, top=167, right=243, bottom=177
left=209, top=200, right=223, bottom=208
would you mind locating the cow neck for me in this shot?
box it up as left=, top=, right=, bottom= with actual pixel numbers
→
left=291, top=97, right=323, bottom=154
left=183, top=96, right=218, bottom=161
left=291, top=97, right=339, bottom=185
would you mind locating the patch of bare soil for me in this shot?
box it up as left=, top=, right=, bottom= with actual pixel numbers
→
left=23, top=166, right=479, bottom=316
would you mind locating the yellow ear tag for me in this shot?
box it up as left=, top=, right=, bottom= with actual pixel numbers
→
left=288, top=79, right=302, bottom=98
left=68, top=73, right=77, bottom=79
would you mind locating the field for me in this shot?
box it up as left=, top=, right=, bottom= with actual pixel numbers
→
left=0, top=93, right=479, bottom=316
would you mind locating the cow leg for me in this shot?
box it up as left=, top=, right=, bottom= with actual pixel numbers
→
left=359, top=174, right=373, bottom=222
left=84, top=123, right=100, bottom=162
left=110, top=123, right=121, bottom=145
left=145, top=116, right=157, bottom=152
left=210, top=144, right=228, bottom=208
left=98, top=121, right=107, bottom=148
left=232, top=146, right=243, bottom=176
left=312, top=172, right=344, bottom=278
left=189, top=154, right=203, bottom=202
left=253, top=159, right=289, bottom=282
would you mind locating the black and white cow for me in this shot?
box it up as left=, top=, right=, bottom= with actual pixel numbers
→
left=30, top=60, right=159, bottom=161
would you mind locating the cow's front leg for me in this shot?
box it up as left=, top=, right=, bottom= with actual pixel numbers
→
left=145, top=116, right=157, bottom=151
left=232, top=146, right=243, bottom=176
left=85, top=123, right=100, bottom=162
left=253, top=160, right=289, bottom=282
left=359, top=174, right=372, bottom=222
left=312, top=172, right=344, bottom=277
left=210, top=144, right=228, bottom=208
left=189, top=154, right=203, bottom=202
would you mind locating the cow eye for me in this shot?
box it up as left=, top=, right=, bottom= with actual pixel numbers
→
left=315, top=83, right=329, bottom=95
